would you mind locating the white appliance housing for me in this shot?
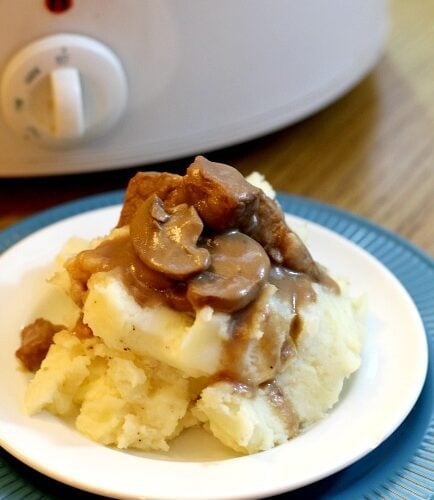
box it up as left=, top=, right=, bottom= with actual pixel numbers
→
left=0, top=0, right=387, bottom=176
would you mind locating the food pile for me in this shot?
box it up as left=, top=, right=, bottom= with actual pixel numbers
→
left=16, top=157, right=363, bottom=454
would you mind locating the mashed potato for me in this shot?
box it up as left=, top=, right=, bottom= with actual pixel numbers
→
left=21, top=159, right=364, bottom=455
left=25, top=238, right=363, bottom=453
left=26, top=330, right=190, bottom=451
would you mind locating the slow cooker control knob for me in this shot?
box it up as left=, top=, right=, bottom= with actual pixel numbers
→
left=1, top=34, right=127, bottom=146
left=50, top=66, right=85, bottom=140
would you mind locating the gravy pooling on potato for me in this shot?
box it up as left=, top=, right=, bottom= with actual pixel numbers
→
left=17, top=157, right=340, bottom=434
left=17, top=157, right=366, bottom=456
left=67, top=156, right=339, bottom=315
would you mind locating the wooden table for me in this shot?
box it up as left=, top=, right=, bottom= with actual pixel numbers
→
left=1, top=0, right=433, bottom=256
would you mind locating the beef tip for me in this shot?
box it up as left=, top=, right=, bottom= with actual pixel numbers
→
left=184, top=157, right=319, bottom=278
left=185, top=156, right=260, bottom=232
left=118, top=172, right=185, bottom=226
left=16, top=318, right=65, bottom=372
left=243, top=192, right=321, bottom=280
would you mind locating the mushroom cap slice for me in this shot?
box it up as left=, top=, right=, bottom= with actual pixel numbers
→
left=130, top=195, right=210, bottom=280
left=187, top=230, right=270, bottom=313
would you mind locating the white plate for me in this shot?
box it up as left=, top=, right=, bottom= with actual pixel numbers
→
left=0, top=206, right=428, bottom=500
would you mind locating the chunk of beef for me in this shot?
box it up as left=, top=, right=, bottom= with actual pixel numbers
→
left=117, top=157, right=320, bottom=280
left=118, top=172, right=185, bottom=227
left=185, top=157, right=319, bottom=278
left=185, top=156, right=260, bottom=231
left=244, top=193, right=320, bottom=279
left=16, top=318, right=65, bottom=372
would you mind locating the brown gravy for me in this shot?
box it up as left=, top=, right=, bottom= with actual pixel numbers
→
left=68, top=235, right=338, bottom=396
left=62, top=164, right=341, bottom=433
left=70, top=233, right=330, bottom=384
left=261, top=380, right=299, bottom=435
left=269, top=266, right=317, bottom=307
left=19, top=155, right=342, bottom=453
left=218, top=267, right=317, bottom=383
left=213, top=377, right=299, bottom=436
left=213, top=264, right=326, bottom=429
left=67, top=234, right=192, bottom=312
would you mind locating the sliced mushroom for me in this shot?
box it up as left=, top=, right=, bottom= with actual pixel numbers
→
left=187, top=230, right=270, bottom=312
left=185, top=157, right=323, bottom=282
left=130, top=194, right=210, bottom=280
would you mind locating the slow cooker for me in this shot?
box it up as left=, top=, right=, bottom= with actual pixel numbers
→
left=0, top=0, right=387, bottom=176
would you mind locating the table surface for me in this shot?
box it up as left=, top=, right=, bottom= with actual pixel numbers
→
left=1, top=0, right=433, bottom=257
